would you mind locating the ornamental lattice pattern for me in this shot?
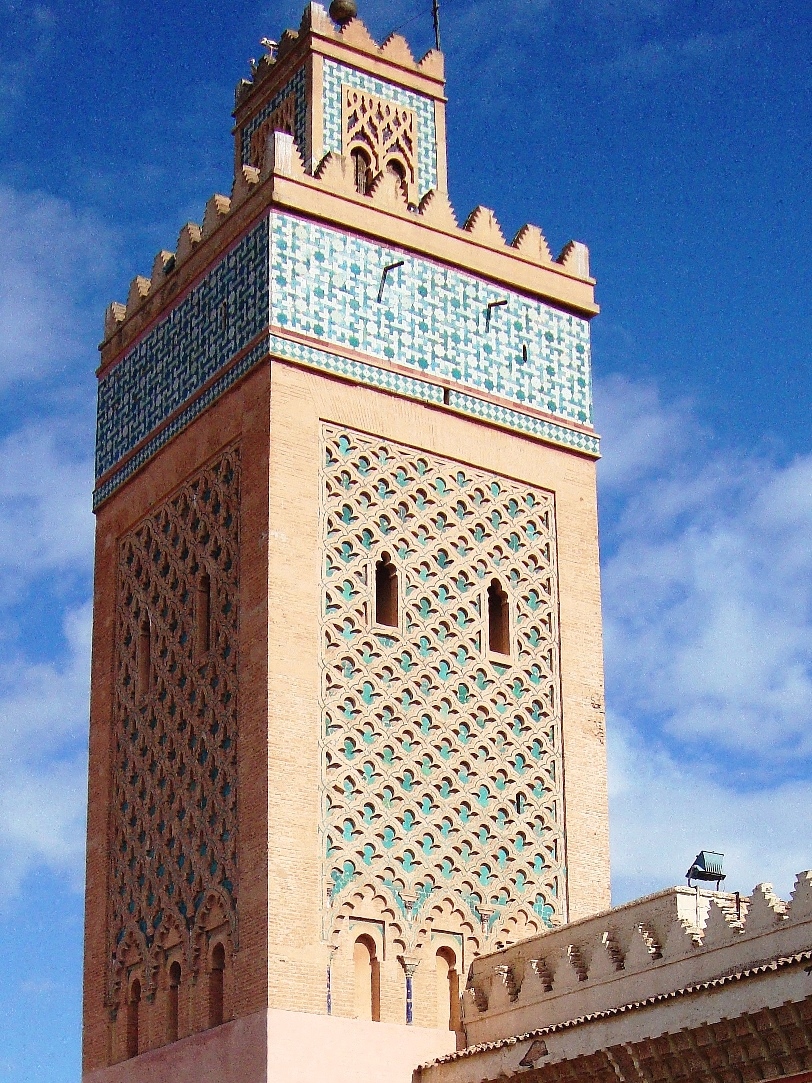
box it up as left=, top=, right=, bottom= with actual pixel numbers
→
left=249, top=93, right=296, bottom=168
left=109, top=449, right=240, bottom=965
left=320, top=427, right=565, bottom=935
left=342, top=86, right=417, bottom=201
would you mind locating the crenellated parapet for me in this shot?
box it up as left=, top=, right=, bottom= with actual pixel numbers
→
left=458, top=872, right=812, bottom=1050
left=232, top=4, right=445, bottom=182
left=235, top=3, right=444, bottom=113
left=102, top=132, right=594, bottom=356
left=96, top=3, right=599, bottom=513
left=96, top=125, right=598, bottom=508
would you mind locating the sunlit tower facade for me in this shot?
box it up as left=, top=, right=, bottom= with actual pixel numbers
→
left=82, top=5, right=609, bottom=1081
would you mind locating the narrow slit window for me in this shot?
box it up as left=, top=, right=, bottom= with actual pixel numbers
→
left=196, top=574, right=211, bottom=655
left=353, top=935, right=381, bottom=1022
left=137, top=618, right=151, bottom=701
left=167, top=961, right=181, bottom=1043
left=208, top=943, right=225, bottom=1028
left=351, top=147, right=372, bottom=195
left=126, top=979, right=141, bottom=1059
left=487, top=579, right=510, bottom=656
left=375, top=554, right=398, bottom=628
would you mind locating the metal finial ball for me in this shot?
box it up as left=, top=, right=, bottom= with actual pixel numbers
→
left=329, top=0, right=357, bottom=26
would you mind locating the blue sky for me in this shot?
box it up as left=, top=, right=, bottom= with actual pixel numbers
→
left=1, top=0, right=810, bottom=1078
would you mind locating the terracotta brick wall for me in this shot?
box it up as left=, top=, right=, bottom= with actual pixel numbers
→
left=83, top=365, right=271, bottom=1071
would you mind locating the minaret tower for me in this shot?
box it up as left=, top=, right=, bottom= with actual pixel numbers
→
left=82, top=5, right=609, bottom=1081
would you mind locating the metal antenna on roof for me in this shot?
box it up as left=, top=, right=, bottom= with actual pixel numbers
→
left=432, top=0, right=441, bottom=50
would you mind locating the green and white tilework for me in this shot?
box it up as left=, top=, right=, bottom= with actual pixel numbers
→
left=270, top=212, right=593, bottom=427
left=321, top=59, right=438, bottom=198
left=95, top=208, right=597, bottom=507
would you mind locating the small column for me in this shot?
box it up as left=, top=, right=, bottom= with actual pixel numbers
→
left=326, top=945, right=338, bottom=1015
left=478, top=905, right=496, bottom=939
left=400, top=956, right=420, bottom=1025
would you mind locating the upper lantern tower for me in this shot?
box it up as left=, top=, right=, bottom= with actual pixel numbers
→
left=233, top=1, right=448, bottom=202
left=84, top=6, right=608, bottom=1083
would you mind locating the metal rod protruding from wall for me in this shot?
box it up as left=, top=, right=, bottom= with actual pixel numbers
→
left=486, top=298, right=508, bottom=331
left=432, top=0, right=441, bottom=51
left=377, top=260, right=405, bottom=303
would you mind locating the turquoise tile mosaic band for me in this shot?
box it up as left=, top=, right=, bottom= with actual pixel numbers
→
left=448, top=391, right=600, bottom=455
left=241, top=67, right=308, bottom=166
left=93, top=339, right=269, bottom=510
left=95, top=209, right=597, bottom=506
left=269, top=332, right=599, bottom=456
left=270, top=212, right=593, bottom=426
left=322, top=59, right=438, bottom=197
left=95, top=219, right=269, bottom=481
left=267, top=331, right=444, bottom=404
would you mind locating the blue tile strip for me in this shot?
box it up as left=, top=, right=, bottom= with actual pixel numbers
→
left=447, top=390, right=600, bottom=455
left=93, top=338, right=270, bottom=509
left=95, top=218, right=269, bottom=480
left=267, top=331, right=443, bottom=403
left=322, top=59, right=438, bottom=197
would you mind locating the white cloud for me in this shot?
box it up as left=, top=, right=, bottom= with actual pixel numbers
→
left=0, top=420, right=94, bottom=603
left=0, top=602, right=90, bottom=895
left=0, top=182, right=100, bottom=892
left=0, top=415, right=93, bottom=892
left=0, top=185, right=114, bottom=388
left=598, top=374, right=812, bottom=902
left=597, top=375, right=812, bottom=768
left=0, top=178, right=98, bottom=891
left=609, top=713, right=812, bottom=905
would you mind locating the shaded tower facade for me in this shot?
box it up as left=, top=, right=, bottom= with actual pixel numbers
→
left=82, top=6, right=609, bottom=1082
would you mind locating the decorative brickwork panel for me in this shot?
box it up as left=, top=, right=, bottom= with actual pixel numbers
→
left=342, top=87, right=417, bottom=202
left=249, top=93, right=297, bottom=168
left=240, top=66, right=307, bottom=166
left=322, top=59, right=437, bottom=197
left=95, top=218, right=268, bottom=481
left=270, top=213, right=593, bottom=428
left=109, top=449, right=240, bottom=980
left=320, top=426, right=565, bottom=939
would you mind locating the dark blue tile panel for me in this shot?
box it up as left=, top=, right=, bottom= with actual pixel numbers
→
left=96, top=218, right=270, bottom=480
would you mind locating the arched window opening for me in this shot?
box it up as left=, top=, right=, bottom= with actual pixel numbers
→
left=353, top=935, right=381, bottom=1022
left=375, top=554, right=398, bottom=628
left=385, top=157, right=408, bottom=199
left=487, top=579, right=510, bottom=656
left=351, top=147, right=372, bottom=195
left=167, top=961, right=181, bottom=1043
left=196, top=574, right=211, bottom=655
left=208, top=943, right=225, bottom=1029
left=435, top=947, right=461, bottom=1032
left=126, top=979, right=141, bottom=1060
left=137, top=618, right=151, bottom=701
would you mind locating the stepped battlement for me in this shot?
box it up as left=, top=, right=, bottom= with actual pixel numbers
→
left=455, top=871, right=812, bottom=1053
left=103, top=131, right=594, bottom=356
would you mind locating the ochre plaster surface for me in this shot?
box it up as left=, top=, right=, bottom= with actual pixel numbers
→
left=83, top=1009, right=456, bottom=1083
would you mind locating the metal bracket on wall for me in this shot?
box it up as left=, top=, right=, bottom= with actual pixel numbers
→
left=377, top=260, right=405, bottom=303
left=486, top=298, right=508, bottom=331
